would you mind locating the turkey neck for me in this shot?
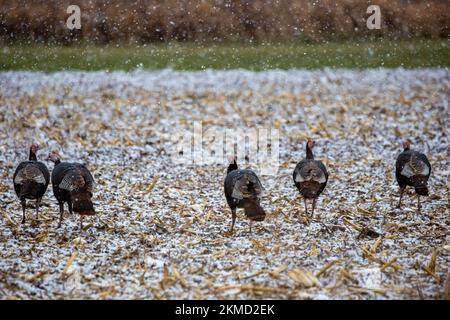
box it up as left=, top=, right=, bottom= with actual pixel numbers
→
left=306, top=144, right=314, bottom=160
left=227, top=161, right=238, bottom=175
left=29, top=148, right=37, bottom=161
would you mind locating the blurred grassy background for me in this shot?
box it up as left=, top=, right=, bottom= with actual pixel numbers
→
left=1, top=39, right=448, bottom=71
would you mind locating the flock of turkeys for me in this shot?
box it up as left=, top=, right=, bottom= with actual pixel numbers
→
left=13, top=139, right=431, bottom=233
left=13, top=145, right=95, bottom=229
left=224, top=139, right=431, bottom=233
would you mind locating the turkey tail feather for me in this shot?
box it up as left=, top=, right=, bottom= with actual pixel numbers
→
left=71, top=192, right=95, bottom=215
left=415, top=185, right=429, bottom=196
left=243, top=200, right=265, bottom=221
left=19, top=182, right=34, bottom=198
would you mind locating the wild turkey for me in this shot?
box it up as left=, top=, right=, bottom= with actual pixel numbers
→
left=13, top=144, right=50, bottom=224
left=293, top=139, right=328, bottom=217
left=224, top=156, right=265, bottom=233
left=395, top=140, right=431, bottom=212
left=48, top=151, right=95, bottom=228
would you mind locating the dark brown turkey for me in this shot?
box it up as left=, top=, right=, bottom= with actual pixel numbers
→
left=48, top=151, right=95, bottom=228
left=293, top=139, right=328, bottom=217
left=224, top=156, right=265, bottom=233
left=395, top=140, right=431, bottom=212
left=13, top=144, right=50, bottom=224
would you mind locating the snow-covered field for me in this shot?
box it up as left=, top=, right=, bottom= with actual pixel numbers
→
left=0, top=68, right=448, bottom=299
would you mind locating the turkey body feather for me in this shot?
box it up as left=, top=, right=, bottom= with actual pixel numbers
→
left=51, top=161, right=95, bottom=226
left=292, top=140, right=329, bottom=217
left=293, top=159, right=328, bottom=199
left=13, top=145, right=50, bottom=224
left=395, top=147, right=431, bottom=212
left=224, top=163, right=265, bottom=233
left=396, top=150, right=431, bottom=193
left=13, top=161, right=49, bottom=199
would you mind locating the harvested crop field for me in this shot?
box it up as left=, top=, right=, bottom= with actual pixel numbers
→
left=0, top=68, right=449, bottom=299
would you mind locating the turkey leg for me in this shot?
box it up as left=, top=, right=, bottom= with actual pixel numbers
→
left=311, top=198, right=316, bottom=218
left=58, top=202, right=64, bottom=228
left=21, top=198, right=26, bottom=224
left=35, top=197, right=41, bottom=220
left=230, top=208, right=236, bottom=233
left=397, top=187, right=405, bottom=209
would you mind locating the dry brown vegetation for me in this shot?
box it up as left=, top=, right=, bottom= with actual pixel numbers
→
left=0, top=0, right=448, bottom=43
left=0, top=69, right=448, bottom=299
